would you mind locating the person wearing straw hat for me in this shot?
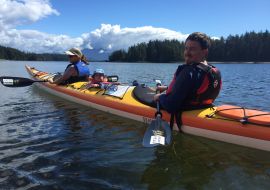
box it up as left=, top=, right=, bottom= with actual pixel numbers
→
left=49, top=47, right=90, bottom=84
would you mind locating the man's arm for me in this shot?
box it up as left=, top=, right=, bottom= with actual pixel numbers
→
left=158, top=67, right=195, bottom=113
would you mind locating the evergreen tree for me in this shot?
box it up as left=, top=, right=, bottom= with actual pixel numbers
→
left=0, top=45, right=67, bottom=61
left=110, top=31, right=270, bottom=63
left=109, top=50, right=127, bottom=62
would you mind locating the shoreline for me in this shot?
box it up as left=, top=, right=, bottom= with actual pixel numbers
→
left=209, top=61, right=270, bottom=64
left=107, top=61, right=270, bottom=64
left=1, top=59, right=270, bottom=64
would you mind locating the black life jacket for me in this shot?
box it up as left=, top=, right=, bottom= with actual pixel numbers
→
left=189, top=63, right=222, bottom=106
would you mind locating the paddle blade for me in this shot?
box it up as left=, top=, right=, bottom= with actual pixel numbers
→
left=142, top=116, right=172, bottom=147
left=107, top=75, right=119, bottom=82
left=0, top=76, right=36, bottom=87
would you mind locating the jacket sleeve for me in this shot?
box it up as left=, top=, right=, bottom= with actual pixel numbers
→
left=159, top=66, right=196, bottom=113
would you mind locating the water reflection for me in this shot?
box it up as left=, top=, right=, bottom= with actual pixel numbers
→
left=142, top=132, right=270, bottom=189
left=0, top=85, right=156, bottom=189
left=1, top=61, right=270, bottom=189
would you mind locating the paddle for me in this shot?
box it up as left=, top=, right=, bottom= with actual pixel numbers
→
left=0, top=76, right=47, bottom=87
left=142, top=81, right=172, bottom=147
left=0, top=75, right=119, bottom=88
left=107, top=75, right=119, bottom=82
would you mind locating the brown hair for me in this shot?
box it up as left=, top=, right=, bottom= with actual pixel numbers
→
left=81, top=54, right=89, bottom=65
left=185, top=32, right=211, bottom=49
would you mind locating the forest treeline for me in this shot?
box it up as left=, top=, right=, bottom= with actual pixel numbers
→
left=0, top=45, right=67, bottom=61
left=1, top=31, right=270, bottom=62
left=109, top=31, right=270, bottom=62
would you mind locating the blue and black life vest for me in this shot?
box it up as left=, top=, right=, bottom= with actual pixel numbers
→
left=64, top=61, right=90, bottom=84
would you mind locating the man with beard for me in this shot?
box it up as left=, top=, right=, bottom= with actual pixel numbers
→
left=154, top=32, right=222, bottom=116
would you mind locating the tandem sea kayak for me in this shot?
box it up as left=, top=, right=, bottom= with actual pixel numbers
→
left=25, top=65, right=270, bottom=151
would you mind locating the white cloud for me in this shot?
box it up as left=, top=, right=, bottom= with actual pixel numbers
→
left=211, top=36, right=220, bottom=40
left=0, top=0, right=59, bottom=29
left=1, top=23, right=189, bottom=53
left=0, top=29, right=83, bottom=53
left=84, top=24, right=188, bottom=52
left=0, top=1, right=190, bottom=54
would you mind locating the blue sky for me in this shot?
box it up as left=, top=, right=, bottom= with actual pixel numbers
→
left=24, top=0, right=270, bottom=37
left=1, top=0, right=270, bottom=53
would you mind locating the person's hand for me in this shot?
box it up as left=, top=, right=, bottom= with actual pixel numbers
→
left=47, top=78, right=54, bottom=84
left=156, top=85, right=168, bottom=93
left=91, top=84, right=100, bottom=88
left=87, top=83, right=99, bottom=88
left=154, top=94, right=161, bottom=102
left=81, top=83, right=99, bottom=89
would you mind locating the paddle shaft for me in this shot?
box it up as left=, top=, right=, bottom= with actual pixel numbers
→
left=0, top=74, right=120, bottom=88
left=155, top=86, right=162, bottom=118
left=0, top=76, right=46, bottom=87
left=142, top=81, right=172, bottom=147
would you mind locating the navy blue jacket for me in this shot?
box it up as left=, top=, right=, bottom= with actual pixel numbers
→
left=159, top=63, right=219, bottom=113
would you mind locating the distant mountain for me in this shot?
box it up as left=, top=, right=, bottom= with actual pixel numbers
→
left=82, top=48, right=110, bottom=62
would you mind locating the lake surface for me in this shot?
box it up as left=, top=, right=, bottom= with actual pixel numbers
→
left=0, top=60, right=270, bottom=190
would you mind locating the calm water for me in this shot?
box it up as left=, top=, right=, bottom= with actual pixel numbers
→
left=0, top=60, right=270, bottom=190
